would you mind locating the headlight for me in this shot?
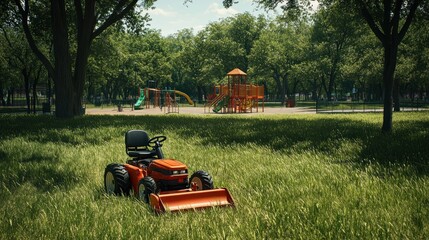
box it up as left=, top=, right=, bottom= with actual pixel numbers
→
left=171, top=170, right=187, bottom=175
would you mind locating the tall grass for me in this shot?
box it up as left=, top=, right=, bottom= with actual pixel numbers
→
left=0, top=112, right=428, bottom=239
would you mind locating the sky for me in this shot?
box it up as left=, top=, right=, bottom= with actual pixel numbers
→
left=142, top=0, right=280, bottom=36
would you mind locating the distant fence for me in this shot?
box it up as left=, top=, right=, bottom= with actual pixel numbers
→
left=0, top=95, right=50, bottom=114
left=316, top=100, right=429, bottom=113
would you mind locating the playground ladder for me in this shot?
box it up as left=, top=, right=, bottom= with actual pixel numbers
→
left=164, top=92, right=179, bottom=114
left=204, top=93, right=226, bottom=113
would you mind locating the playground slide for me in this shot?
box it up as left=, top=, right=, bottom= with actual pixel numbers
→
left=134, top=91, right=145, bottom=109
left=174, top=90, right=194, bottom=105
left=213, top=95, right=229, bottom=113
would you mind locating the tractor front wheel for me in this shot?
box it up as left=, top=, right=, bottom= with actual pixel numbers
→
left=189, top=170, right=214, bottom=190
left=138, top=176, right=157, bottom=203
left=104, top=163, right=130, bottom=196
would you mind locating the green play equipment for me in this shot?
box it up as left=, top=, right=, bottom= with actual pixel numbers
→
left=134, top=88, right=145, bottom=109
left=213, top=95, right=230, bottom=113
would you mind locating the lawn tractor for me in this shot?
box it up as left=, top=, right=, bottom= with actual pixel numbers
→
left=104, top=130, right=234, bottom=212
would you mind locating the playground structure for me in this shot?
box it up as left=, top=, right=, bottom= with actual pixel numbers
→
left=205, top=68, right=264, bottom=113
left=134, top=88, right=194, bottom=114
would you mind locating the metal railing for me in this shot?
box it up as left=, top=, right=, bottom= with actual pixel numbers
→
left=316, top=100, right=428, bottom=113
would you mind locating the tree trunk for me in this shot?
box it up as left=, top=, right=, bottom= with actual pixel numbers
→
left=381, top=41, right=398, bottom=133
left=283, top=73, right=289, bottom=99
left=22, top=69, right=31, bottom=114
left=197, top=85, right=203, bottom=102
left=86, top=75, right=93, bottom=102
left=273, top=70, right=285, bottom=104
left=393, top=76, right=400, bottom=111
left=32, top=66, right=42, bottom=114
left=32, top=81, right=37, bottom=114
left=327, top=54, right=339, bottom=102
left=73, top=0, right=96, bottom=115
left=321, top=74, right=328, bottom=100
left=73, top=47, right=90, bottom=115
left=263, top=81, right=268, bottom=98
left=327, top=73, right=335, bottom=101
left=47, top=73, right=52, bottom=105
left=0, top=81, right=4, bottom=106
left=52, top=0, right=74, bottom=118
left=7, top=88, right=13, bottom=106
left=312, top=78, right=318, bottom=101
left=292, top=78, right=299, bottom=99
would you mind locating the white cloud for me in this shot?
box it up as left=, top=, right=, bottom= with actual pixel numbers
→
left=147, top=7, right=176, bottom=17
left=193, top=24, right=205, bottom=33
left=206, top=3, right=238, bottom=16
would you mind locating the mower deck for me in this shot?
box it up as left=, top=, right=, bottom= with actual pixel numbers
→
left=150, top=188, right=234, bottom=212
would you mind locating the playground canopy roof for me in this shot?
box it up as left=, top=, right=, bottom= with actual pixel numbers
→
left=227, top=68, right=247, bottom=76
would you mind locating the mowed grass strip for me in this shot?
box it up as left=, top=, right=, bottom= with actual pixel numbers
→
left=0, top=112, right=428, bottom=239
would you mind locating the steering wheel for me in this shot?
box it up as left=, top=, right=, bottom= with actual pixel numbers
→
left=148, top=136, right=167, bottom=147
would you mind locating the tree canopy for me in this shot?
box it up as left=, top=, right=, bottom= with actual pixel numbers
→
left=1, top=0, right=428, bottom=131
left=223, top=0, right=427, bottom=132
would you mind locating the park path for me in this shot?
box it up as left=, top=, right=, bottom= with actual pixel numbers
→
left=85, top=106, right=316, bottom=116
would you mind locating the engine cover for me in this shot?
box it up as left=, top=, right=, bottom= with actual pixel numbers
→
left=151, top=159, right=186, bottom=170
left=149, top=159, right=189, bottom=191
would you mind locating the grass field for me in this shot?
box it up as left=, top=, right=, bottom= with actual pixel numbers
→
left=1, top=112, right=428, bottom=239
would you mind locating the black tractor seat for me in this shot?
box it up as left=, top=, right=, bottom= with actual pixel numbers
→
left=126, top=149, right=155, bottom=158
left=125, top=130, right=157, bottom=162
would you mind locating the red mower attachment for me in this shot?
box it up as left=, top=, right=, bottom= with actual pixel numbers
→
left=104, top=130, right=235, bottom=213
left=150, top=188, right=234, bottom=213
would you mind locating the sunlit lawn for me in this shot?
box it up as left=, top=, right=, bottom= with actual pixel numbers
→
left=0, top=112, right=428, bottom=239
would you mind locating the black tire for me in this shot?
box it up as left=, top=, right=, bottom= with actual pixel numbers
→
left=138, top=176, right=157, bottom=203
left=189, top=170, right=214, bottom=190
left=104, top=163, right=131, bottom=196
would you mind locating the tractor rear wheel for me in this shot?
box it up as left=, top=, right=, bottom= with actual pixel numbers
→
left=189, top=170, right=214, bottom=190
left=138, top=176, right=157, bottom=203
left=104, top=163, right=130, bottom=196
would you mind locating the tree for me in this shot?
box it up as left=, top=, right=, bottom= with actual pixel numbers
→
left=1, top=26, right=44, bottom=113
left=127, top=30, right=172, bottom=90
left=87, top=28, right=123, bottom=103
left=355, top=0, right=423, bottom=132
left=249, top=20, right=307, bottom=103
left=1, top=4, right=49, bottom=113
left=311, top=2, right=362, bottom=101
left=224, top=0, right=424, bottom=132
left=225, top=13, right=267, bottom=71
left=13, top=0, right=154, bottom=118
left=175, top=31, right=208, bottom=101
left=396, top=15, right=429, bottom=103
left=200, top=21, right=246, bottom=81
left=341, top=32, right=383, bottom=101
left=166, top=29, right=198, bottom=98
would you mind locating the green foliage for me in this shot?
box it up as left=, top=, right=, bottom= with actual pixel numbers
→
left=88, top=29, right=171, bottom=100
left=0, top=113, right=428, bottom=238
left=250, top=19, right=309, bottom=100
left=166, top=13, right=266, bottom=100
left=341, top=31, right=383, bottom=100
left=309, top=1, right=364, bottom=101
left=397, top=18, right=429, bottom=97
left=3, top=0, right=428, bottom=109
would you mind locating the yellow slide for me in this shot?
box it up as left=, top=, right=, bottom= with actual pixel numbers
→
left=174, top=90, right=194, bottom=105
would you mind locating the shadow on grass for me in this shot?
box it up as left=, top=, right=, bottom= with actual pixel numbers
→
left=358, top=120, right=429, bottom=175
left=1, top=164, right=81, bottom=192
left=1, top=114, right=428, bottom=176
